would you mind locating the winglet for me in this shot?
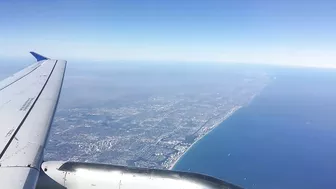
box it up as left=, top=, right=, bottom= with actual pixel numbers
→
left=30, top=52, right=49, bottom=61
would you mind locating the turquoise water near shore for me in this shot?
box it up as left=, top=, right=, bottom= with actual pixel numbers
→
left=174, top=68, right=336, bottom=189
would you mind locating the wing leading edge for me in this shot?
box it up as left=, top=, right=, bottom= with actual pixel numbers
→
left=0, top=53, right=66, bottom=188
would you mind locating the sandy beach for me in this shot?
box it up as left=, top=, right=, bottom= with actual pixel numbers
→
left=168, top=106, right=242, bottom=170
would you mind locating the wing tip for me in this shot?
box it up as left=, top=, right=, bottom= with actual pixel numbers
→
left=30, top=52, right=49, bottom=61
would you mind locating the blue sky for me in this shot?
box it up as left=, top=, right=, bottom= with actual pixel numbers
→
left=0, top=0, right=335, bottom=67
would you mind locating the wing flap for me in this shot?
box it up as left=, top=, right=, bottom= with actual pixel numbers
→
left=0, top=167, right=39, bottom=189
left=0, top=62, right=42, bottom=91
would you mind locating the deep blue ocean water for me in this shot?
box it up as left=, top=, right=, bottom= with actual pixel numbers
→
left=174, top=67, right=336, bottom=189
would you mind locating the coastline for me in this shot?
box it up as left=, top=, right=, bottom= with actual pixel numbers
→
left=168, top=105, right=242, bottom=170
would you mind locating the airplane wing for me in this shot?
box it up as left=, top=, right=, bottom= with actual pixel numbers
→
left=0, top=52, right=66, bottom=188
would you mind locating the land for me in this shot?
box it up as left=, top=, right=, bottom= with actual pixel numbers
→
left=38, top=62, right=270, bottom=169
left=167, top=105, right=242, bottom=170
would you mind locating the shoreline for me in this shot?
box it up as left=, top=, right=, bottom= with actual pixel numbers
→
left=168, top=105, right=242, bottom=170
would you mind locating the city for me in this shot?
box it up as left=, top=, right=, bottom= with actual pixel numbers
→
left=44, top=63, right=270, bottom=169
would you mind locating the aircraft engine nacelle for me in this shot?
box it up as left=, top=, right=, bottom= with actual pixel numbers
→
left=36, top=161, right=242, bottom=189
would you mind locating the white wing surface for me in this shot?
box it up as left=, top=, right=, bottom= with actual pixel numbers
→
left=0, top=52, right=66, bottom=189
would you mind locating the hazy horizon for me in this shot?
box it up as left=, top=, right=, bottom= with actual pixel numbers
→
left=0, top=0, right=335, bottom=67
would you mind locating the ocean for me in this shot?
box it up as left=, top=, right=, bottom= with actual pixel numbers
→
left=173, top=67, right=336, bottom=189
